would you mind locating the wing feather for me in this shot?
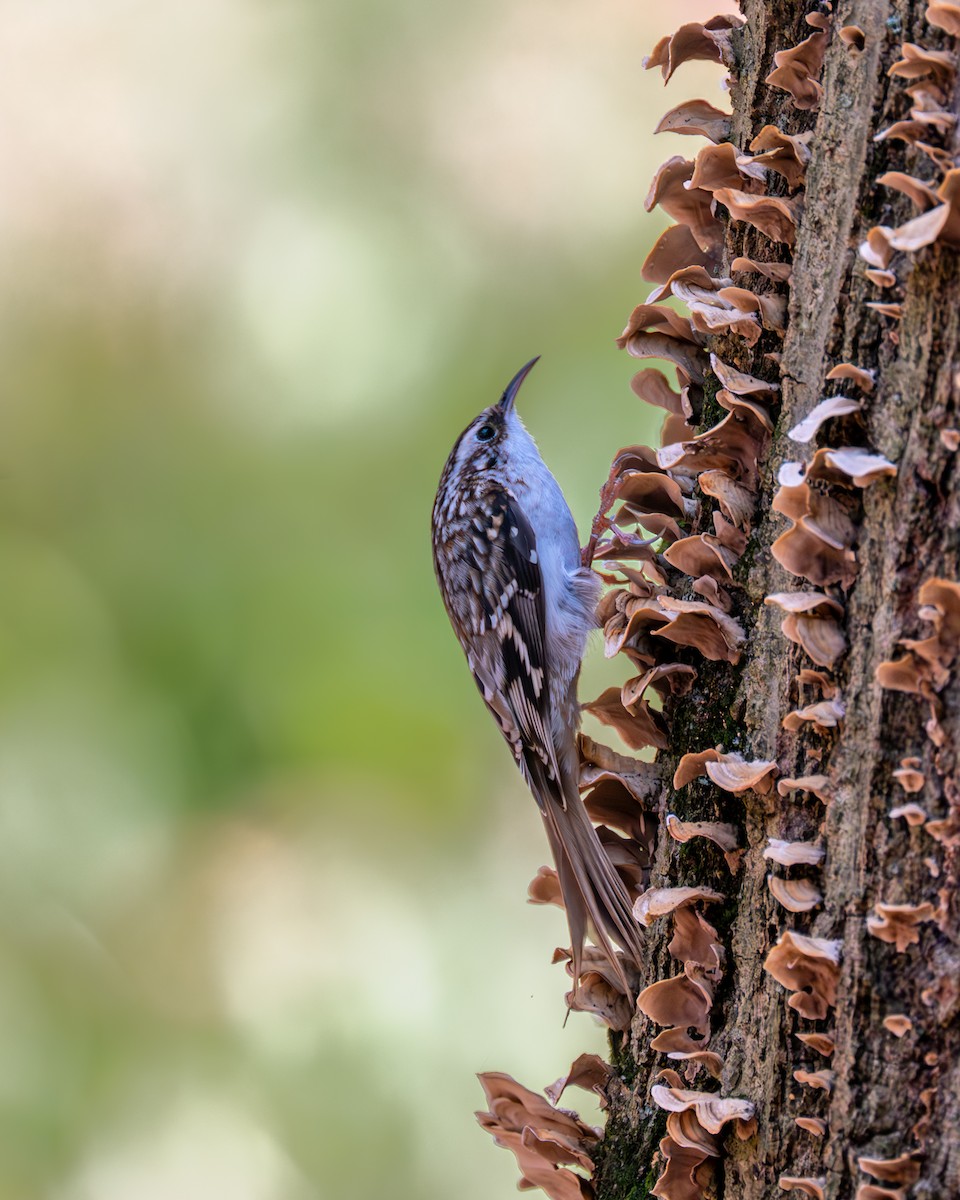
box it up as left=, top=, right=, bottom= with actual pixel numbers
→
left=456, top=488, right=562, bottom=806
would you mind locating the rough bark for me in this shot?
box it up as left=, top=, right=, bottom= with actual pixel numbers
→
left=592, top=3, right=960, bottom=1199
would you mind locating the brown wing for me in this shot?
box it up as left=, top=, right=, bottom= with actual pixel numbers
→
left=444, top=487, right=562, bottom=808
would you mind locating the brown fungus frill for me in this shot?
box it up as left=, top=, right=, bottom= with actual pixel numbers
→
left=826, top=362, right=875, bottom=393
left=927, top=3, right=960, bottom=34
left=883, top=1014, right=913, bottom=1037
left=767, top=876, right=823, bottom=913
left=777, top=774, right=833, bottom=803
left=778, top=1178, right=826, bottom=1199
left=644, top=14, right=744, bottom=83
left=637, top=968, right=715, bottom=1038
left=788, top=396, right=862, bottom=443
left=875, top=577, right=960, bottom=706
left=645, top=158, right=723, bottom=253
left=864, top=169, right=960, bottom=256
left=763, top=839, right=825, bottom=866
left=857, top=1155, right=921, bottom=1186
left=633, top=886, right=724, bottom=927
left=476, top=1071, right=600, bottom=1200
left=782, top=697, right=846, bottom=732
left=796, top=1031, right=835, bottom=1057
left=764, top=930, right=841, bottom=1020
left=545, top=1054, right=614, bottom=1109
left=770, top=466, right=859, bottom=590
left=714, top=188, right=801, bottom=244
left=654, top=98, right=732, bottom=143
left=748, top=125, right=813, bottom=188
left=674, top=749, right=776, bottom=794
left=866, top=902, right=937, bottom=952
left=650, top=1075, right=755, bottom=1134
left=765, top=13, right=829, bottom=110
left=765, top=592, right=847, bottom=667
left=793, top=1068, right=835, bottom=1093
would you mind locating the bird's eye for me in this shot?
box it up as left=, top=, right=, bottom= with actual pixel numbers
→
left=476, top=423, right=496, bottom=443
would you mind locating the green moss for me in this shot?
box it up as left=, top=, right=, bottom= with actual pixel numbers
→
left=592, top=1107, right=665, bottom=1200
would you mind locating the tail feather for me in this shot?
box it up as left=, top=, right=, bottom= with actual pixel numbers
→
left=540, top=783, right=643, bottom=999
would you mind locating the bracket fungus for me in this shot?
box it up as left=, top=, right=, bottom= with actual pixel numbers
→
left=645, top=158, right=722, bottom=252
left=764, top=931, right=841, bottom=1020
left=633, top=886, right=724, bottom=927
left=782, top=698, right=846, bottom=732
left=793, top=1068, right=835, bottom=1093
left=778, top=1177, right=826, bottom=1198
left=765, top=592, right=847, bottom=667
left=777, top=774, right=833, bottom=803
left=644, top=14, right=744, bottom=83
left=768, top=875, right=823, bottom=912
left=803, top=447, right=898, bottom=488
left=642, top=223, right=721, bottom=284
left=765, top=15, right=829, bottom=109
left=584, top=686, right=668, bottom=752
left=747, top=126, right=813, bottom=189
left=866, top=902, right=937, bottom=952
left=731, top=255, right=793, bottom=281
left=882, top=1014, right=913, bottom=1037
left=476, top=1072, right=600, bottom=1200
left=637, top=970, right=714, bottom=1036
left=674, top=749, right=776, bottom=794
left=706, top=753, right=777, bottom=794
left=554, top=946, right=635, bottom=1032
left=654, top=98, right=732, bottom=142
left=713, top=188, right=800, bottom=244
left=892, top=759, right=925, bottom=792
left=888, top=803, right=928, bottom=826
left=650, top=1075, right=755, bottom=1135
left=528, top=866, right=564, bottom=908
left=763, top=839, right=825, bottom=866
left=839, top=25, right=866, bottom=51
left=544, top=1054, right=614, bottom=1109
left=650, top=1134, right=715, bottom=1200
left=871, top=169, right=960, bottom=253
left=857, top=1155, right=921, bottom=1186
left=825, top=363, right=875, bottom=392
left=927, top=2, right=960, bottom=34
left=788, top=396, right=862, bottom=443
left=665, top=814, right=742, bottom=873
left=770, top=468, right=859, bottom=590
left=651, top=598, right=745, bottom=662
left=795, top=1031, right=834, bottom=1057
left=876, top=577, right=960, bottom=700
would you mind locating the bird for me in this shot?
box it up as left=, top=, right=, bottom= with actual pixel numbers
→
left=431, top=356, right=644, bottom=997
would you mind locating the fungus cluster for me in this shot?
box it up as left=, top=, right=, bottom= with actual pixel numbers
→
left=585, top=6, right=848, bottom=1195
left=860, top=11, right=960, bottom=301
left=475, top=3, right=955, bottom=1195
left=476, top=1071, right=604, bottom=1200
left=871, top=576, right=960, bottom=1146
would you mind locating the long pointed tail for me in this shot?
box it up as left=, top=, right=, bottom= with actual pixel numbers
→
left=540, top=782, right=644, bottom=998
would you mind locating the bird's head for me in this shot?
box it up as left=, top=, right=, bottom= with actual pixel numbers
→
left=443, top=356, right=541, bottom=481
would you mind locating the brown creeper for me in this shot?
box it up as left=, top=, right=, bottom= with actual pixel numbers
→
left=431, top=357, right=643, bottom=994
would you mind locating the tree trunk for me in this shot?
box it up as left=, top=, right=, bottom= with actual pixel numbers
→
left=477, top=4, right=960, bottom=1200
left=592, top=2, right=960, bottom=1198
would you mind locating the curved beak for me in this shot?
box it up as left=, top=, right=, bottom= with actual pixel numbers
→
left=497, top=355, right=540, bottom=415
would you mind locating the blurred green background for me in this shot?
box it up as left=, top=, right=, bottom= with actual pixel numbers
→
left=0, top=1, right=721, bottom=1196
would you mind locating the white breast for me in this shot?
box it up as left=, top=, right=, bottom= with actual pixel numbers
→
left=504, top=413, right=599, bottom=693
